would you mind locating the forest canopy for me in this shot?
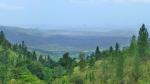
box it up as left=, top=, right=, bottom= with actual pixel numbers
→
left=0, top=24, right=150, bottom=84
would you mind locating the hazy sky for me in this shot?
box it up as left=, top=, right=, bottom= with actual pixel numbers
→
left=0, top=0, right=150, bottom=29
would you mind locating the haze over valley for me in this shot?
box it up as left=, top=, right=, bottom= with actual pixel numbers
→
left=0, top=25, right=140, bottom=57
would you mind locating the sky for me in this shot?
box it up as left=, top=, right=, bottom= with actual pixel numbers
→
left=0, top=0, right=150, bottom=30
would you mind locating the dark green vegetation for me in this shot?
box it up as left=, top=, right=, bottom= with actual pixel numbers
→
left=0, top=24, right=150, bottom=84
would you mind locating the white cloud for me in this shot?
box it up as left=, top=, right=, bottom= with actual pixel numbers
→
left=0, top=3, right=24, bottom=11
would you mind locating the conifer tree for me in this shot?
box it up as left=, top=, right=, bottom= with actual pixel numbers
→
left=0, top=31, right=5, bottom=44
left=59, top=52, right=73, bottom=72
left=0, top=31, right=11, bottom=48
left=114, top=42, right=124, bottom=83
left=115, top=42, right=120, bottom=52
left=109, top=46, right=113, bottom=53
left=95, top=46, right=101, bottom=60
left=109, top=46, right=114, bottom=63
left=32, top=51, right=37, bottom=61
left=39, top=55, right=45, bottom=64
left=46, top=55, right=55, bottom=68
left=130, top=35, right=137, bottom=50
left=138, top=24, right=149, bottom=57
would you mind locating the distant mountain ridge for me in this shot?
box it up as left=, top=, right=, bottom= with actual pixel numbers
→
left=0, top=25, right=133, bottom=56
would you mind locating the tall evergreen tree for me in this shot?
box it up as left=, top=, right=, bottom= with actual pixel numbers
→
left=39, top=55, right=45, bottom=64
left=21, top=41, right=25, bottom=49
left=109, top=46, right=113, bottom=53
left=115, top=42, right=120, bottom=52
left=138, top=24, right=149, bottom=57
left=46, top=55, right=55, bottom=68
left=59, top=52, right=73, bottom=71
left=130, top=35, right=137, bottom=51
left=95, top=46, right=101, bottom=59
left=32, top=51, right=37, bottom=61
left=0, top=31, right=5, bottom=44
left=130, top=35, right=141, bottom=83
left=0, top=31, right=11, bottom=48
left=109, top=46, right=114, bottom=63
left=130, top=35, right=137, bottom=54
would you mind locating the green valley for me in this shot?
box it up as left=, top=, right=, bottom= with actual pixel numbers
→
left=0, top=24, right=150, bottom=84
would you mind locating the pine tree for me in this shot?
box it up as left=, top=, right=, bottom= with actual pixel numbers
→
left=32, top=51, right=37, bottom=61
left=114, top=42, right=124, bottom=83
left=115, top=42, right=120, bottom=52
left=130, top=35, right=137, bottom=50
left=131, top=24, right=149, bottom=82
left=109, top=46, right=113, bottom=53
left=109, top=46, right=114, bottom=63
left=95, top=46, right=101, bottom=60
left=0, top=31, right=11, bottom=48
left=59, top=52, right=73, bottom=72
left=46, top=55, right=55, bottom=68
left=39, top=55, right=45, bottom=64
left=138, top=24, right=149, bottom=57
left=20, top=41, right=27, bottom=55
left=0, top=31, right=5, bottom=44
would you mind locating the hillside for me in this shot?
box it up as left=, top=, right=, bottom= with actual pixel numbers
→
left=0, top=31, right=47, bottom=83
left=0, top=24, right=150, bottom=84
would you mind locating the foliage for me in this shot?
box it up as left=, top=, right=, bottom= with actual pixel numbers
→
left=0, top=24, right=150, bottom=84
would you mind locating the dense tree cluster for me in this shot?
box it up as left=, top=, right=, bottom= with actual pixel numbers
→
left=0, top=24, right=150, bottom=84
